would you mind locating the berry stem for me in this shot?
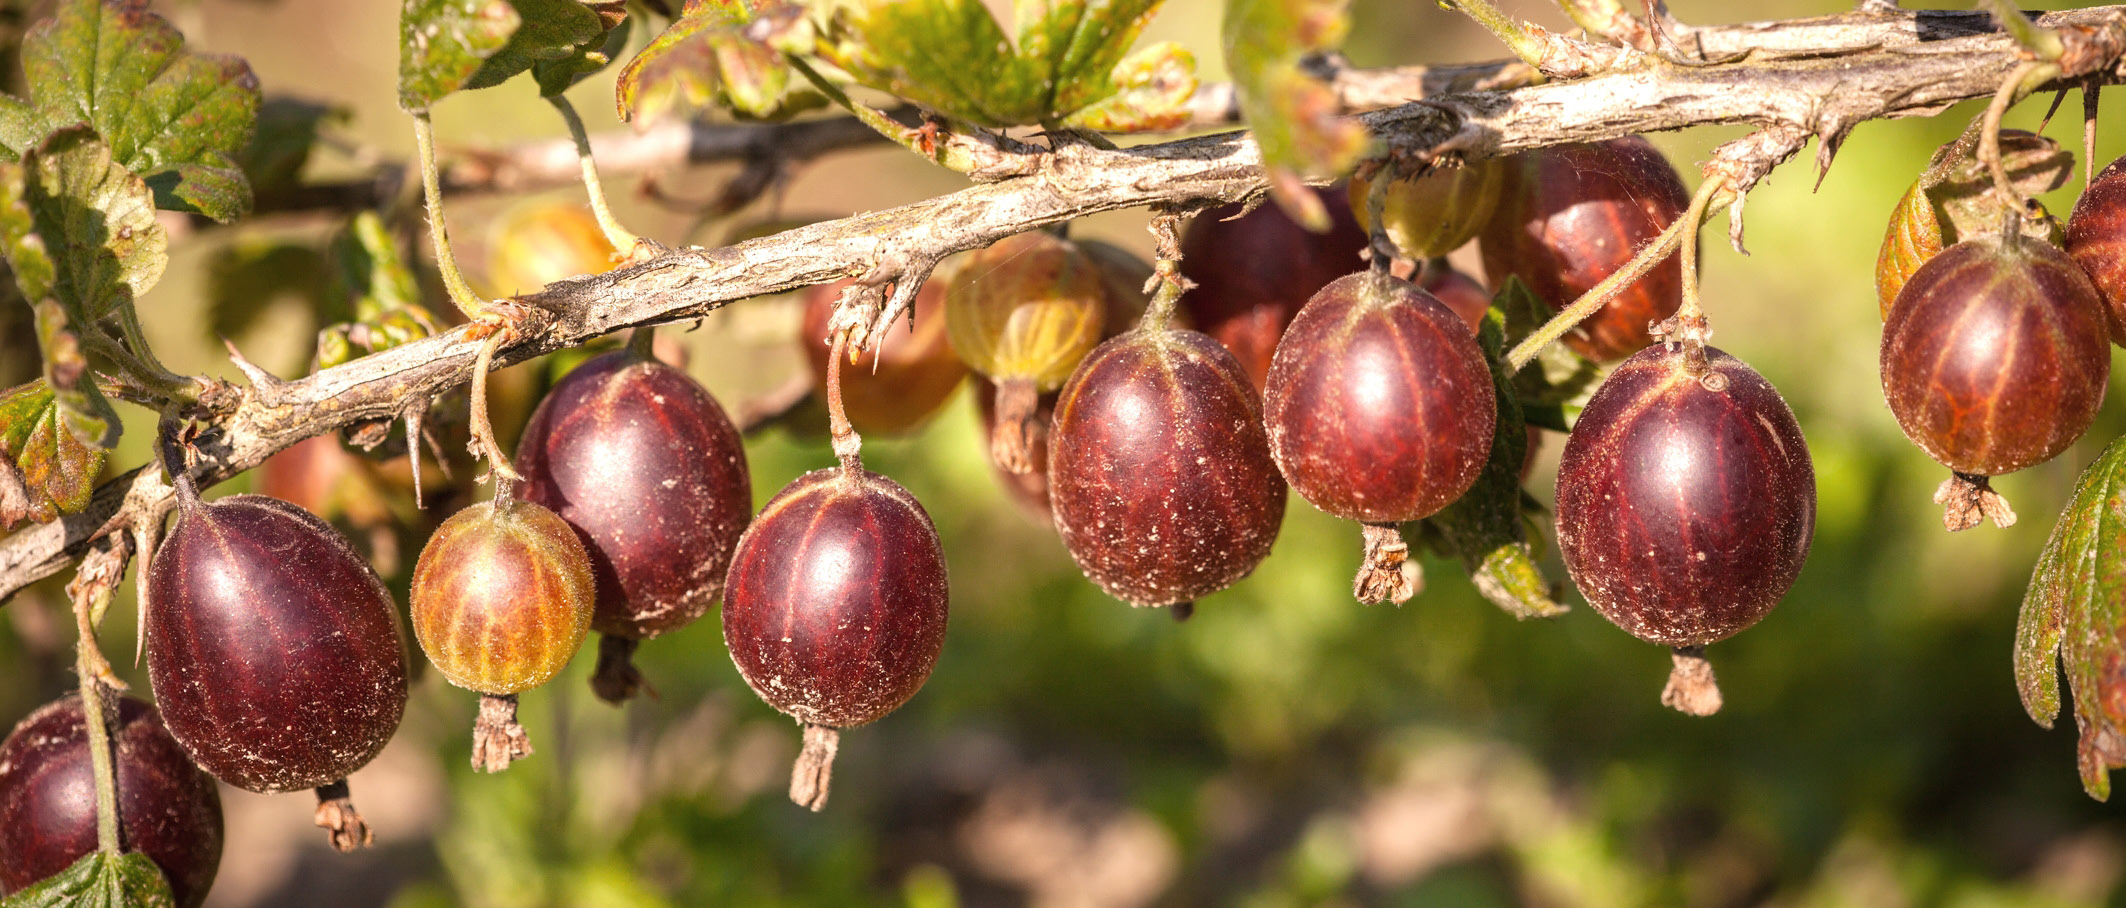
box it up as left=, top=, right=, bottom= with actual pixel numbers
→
left=1673, top=174, right=1727, bottom=325
left=2085, top=84, right=2102, bottom=185
left=626, top=325, right=658, bottom=361
left=1981, top=0, right=2064, bottom=62
left=1138, top=212, right=1189, bottom=331
left=1354, top=522, right=1419, bottom=605
left=825, top=329, right=864, bottom=470
left=1364, top=163, right=1398, bottom=275
left=989, top=377, right=1043, bottom=475
left=590, top=634, right=651, bottom=705
left=411, top=111, right=487, bottom=320
left=1977, top=59, right=2057, bottom=225
left=468, top=327, right=525, bottom=494
left=471, top=692, right=534, bottom=773
left=1170, top=601, right=1194, bottom=622
left=155, top=417, right=201, bottom=509
left=64, top=535, right=130, bottom=857
left=790, top=723, right=840, bottom=811
left=1661, top=645, right=1724, bottom=716
left=548, top=94, right=641, bottom=256
left=1505, top=179, right=1731, bottom=373
left=312, top=779, right=373, bottom=852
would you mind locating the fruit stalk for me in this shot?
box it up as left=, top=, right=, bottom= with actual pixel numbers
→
left=471, top=693, right=533, bottom=773
left=73, top=636, right=121, bottom=857
left=1504, top=181, right=1730, bottom=373
left=468, top=328, right=525, bottom=492
left=826, top=330, right=864, bottom=470
left=311, top=778, right=371, bottom=853
left=1661, top=646, right=1724, bottom=716
left=790, top=724, right=840, bottom=812
left=1978, top=60, right=2058, bottom=224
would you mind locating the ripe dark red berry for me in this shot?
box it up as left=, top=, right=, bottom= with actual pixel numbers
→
left=1554, top=342, right=1815, bottom=715
left=1049, top=326, right=1287, bottom=609
left=515, top=345, right=752, bottom=703
left=0, top=696, right=222, bottom=907
left=1264, top=271, right=1495, bottom=603
left=723, top=465, right=949, bottom=811
left=1179, top=187, right=1369, bottom=391
left=1479, top=136, right=1689, bottom=361
left=2067, top=153, right=2126, bottom=344
left=1881, top=234, right=2109, bottom=529
left=1418, top=263, right=1492, bottom=332
left=146, top=491, right=407, bottom=849
left=411, top=495, right=595, bottom=771
left=799, top=277, right=967, bottom=435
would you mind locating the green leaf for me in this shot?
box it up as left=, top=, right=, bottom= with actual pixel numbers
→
left=2018, top=433, right=2126, bottom=801
left=1222, top=0, right=1363, bottom=230
left=825, top=0, right=1195, bottom=130
left=329, top=210, right=427, bottom=323
left=616, top=1, right=816, bottom=123
left=466, top=0, right=607, bottom=93
left=1423, top=300, right=1566, bottom=620
left=533, top=7, right=631, bottom=97
left=30, top=298, right=120, bottom=450
left=6, top=0, right=260, bottom=221
left=312, top=211, right=441, bottom=371
left=0, top=379, right=108, bottom=530
left=398, top=0, right=521, bottom=111
left=12, top=126, right=168, bottom=324
left=0, top=851, right=176, bottom=908
left=1492, top=275, right=1597, bottom=430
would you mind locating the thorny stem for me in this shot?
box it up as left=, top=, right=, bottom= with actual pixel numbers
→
left=412, top=112, right=487, bottom=320
left=1978, top=59, right=2057, bottom=224
left=468, top=328, right=524, bottom=493
left=1505, top=183, right=1732, bottom=373
left=826, top=330, right=863, bottom=470
left=1443, top=0, right=1550, bottom=68
left=790, top=723, right=840, bottom=811
left=549, top=94, right=641, bottom=255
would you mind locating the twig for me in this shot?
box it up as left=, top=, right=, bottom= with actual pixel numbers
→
left=5, top=5, right=2126, bottom=604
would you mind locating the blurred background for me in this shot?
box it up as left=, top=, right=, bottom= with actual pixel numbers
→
left=2, top=0, right=2123, bottom=905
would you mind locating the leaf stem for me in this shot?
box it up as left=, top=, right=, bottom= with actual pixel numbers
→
left=82, top=329, right=198, bottom=405
left=1504, top=182, right=1730, bottom=373
left=1982, top=0, right=2063, bottom=61
left=785, top=55, right=931, bottom=160
left=1442, top=0, right=1549, bottom=68
left=411, top=112, right=487, bottom=320
left=548, top=94, right=641, bottom=255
